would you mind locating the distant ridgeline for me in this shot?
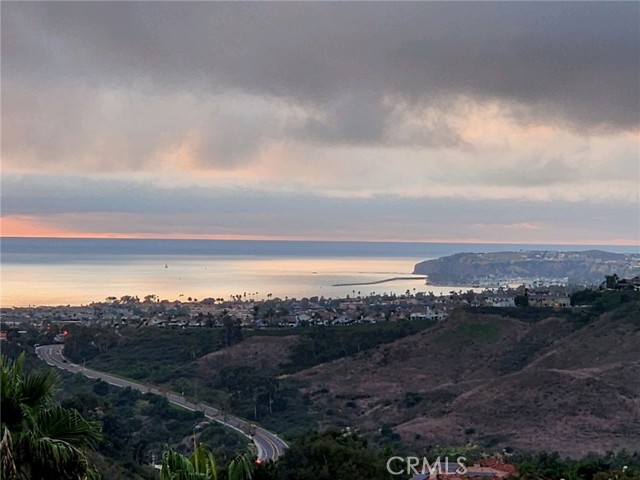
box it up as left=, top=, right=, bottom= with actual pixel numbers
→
left=413, top=250, right=640, bottom=286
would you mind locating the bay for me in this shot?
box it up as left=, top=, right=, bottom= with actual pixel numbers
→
left=1, top=238, right=637, bottom=307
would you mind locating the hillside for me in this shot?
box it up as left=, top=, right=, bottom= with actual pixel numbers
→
left=61, top=293, right=640, bottom=458
left=197, top=335, right=301, bottom=377
left=413, top=250, right=640, bottom=285
left=292, top=299, right=640, bottom=457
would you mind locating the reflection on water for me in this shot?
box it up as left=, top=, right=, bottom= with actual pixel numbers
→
left=4, top=237, right=635, bottom=307
left=2, top=255, right=466, bottom=307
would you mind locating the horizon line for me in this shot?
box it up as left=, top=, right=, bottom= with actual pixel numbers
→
left=1, top=234, right=638, bottom=248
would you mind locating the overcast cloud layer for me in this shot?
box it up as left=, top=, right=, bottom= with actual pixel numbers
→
left=2, top=2, right=639, bottom=244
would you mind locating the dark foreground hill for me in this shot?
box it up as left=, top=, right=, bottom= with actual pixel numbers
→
left=413, top=250, right=640, bottom=285
left=293, top=298, right=640, bottom=457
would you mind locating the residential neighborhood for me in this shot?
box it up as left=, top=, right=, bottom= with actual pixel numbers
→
left=2, top=278, right=612, bottom=333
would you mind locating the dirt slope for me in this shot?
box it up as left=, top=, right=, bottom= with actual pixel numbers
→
left=293, top=304, right=640, bottom=456
left=197, top=335, right=301, bottom=377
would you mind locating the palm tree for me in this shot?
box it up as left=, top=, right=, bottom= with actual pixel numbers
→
left=160, top=444, right=218, bottom=480
left=0, top=353, right=102, bottom=480
left=226, top=452, right=253, bottom=480
left=160, top=444, right=253, bottom=480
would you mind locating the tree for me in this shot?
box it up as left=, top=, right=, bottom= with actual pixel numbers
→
left=144, top=294, right=159, bottom=303
left=258, top=429, right=393, bottom=480
left=161, top=444, right=218, bottom=480
left=0, top=353, right=102, bottom=480
left=160, top=444, right=253, bottom=480
left=227, top=452, right=254, bottom=480
left=514, top=295, right=529, bottom=307
left=605, top=274, right=619, bottom=290
left=221, top=316, right=243, bottom=348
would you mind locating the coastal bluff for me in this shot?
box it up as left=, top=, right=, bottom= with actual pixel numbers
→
left=413, top=250, right=640, bottom=286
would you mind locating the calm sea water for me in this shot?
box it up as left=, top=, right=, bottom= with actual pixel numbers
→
left=1, top=238, right=637, bottom=307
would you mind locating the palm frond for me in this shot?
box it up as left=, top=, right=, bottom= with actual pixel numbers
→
left=1, top=354, right=27, bottom=432
left=0, top=427, right=19, bottom=480
left=2, top=353, right=102, bottom=480
left=16, top=430, right=97, bottom=480
left=32, top=406, right=102, bottom=448
left=160, top=445, right=220, bottom=480
left=20, top=368, right=58, bottom=411
left=161, top=447, right=197, bottom=480
left=1, top=353, right=57, bottom=432
left=191, top=444, right=217, bottom=480
left=227, top=452, right=254, bottom=480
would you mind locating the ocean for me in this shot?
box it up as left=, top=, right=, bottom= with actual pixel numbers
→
left=1, top=237, right=637, bottom=307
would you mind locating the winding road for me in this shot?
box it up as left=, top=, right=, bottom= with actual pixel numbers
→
left=36, top=344, right=288, bottom=462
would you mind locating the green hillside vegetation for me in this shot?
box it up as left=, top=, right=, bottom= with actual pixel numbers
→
left=57, top=291, right=640, bottom=463
left=62, top=319, right=436, bottom=439
left=6, top=334, right=640, bottom=480
left=280, top=320, right=435, bottom=373
left=252, top=429, right=396, bottom=480
left=63, top=327, right=225, bottom=383
left=250, top=431, right=640, bottom=480
left=292, top=292, right=640, bottom=456
left=2, top=342, right=252, bottom=480
left=58, top=372, right=252, bottom=479
left=571, top=288, right=640, bottom=317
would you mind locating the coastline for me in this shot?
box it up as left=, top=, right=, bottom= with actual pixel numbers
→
left=3, top=238, right=637, bottom=307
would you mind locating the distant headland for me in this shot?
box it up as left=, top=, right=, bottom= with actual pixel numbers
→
left=414, top=250, right=640, bottom=286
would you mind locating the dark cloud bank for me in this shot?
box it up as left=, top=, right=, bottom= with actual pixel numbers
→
left=3, top=1, right=639, bottom=142
left=2, top=2, right=638, bottom=243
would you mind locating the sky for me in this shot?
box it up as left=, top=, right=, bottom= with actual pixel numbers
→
left=2, top=1, right=639, bottom=245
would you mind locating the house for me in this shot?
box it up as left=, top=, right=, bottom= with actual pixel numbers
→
left=529, top=294, right=570, bottom=308
left=361, top=315, right=377, bottom=324
left=553, top=296, right=571, bottom=308
left=150, top=317, right=168, bottom=327
left=410, top=306, right=447, bottom=321
left=525, top=287, right=571, bottom=308
left=332, top=315, right=351, bottom=326
left=615, top=276, right=640, bottom=291
left=408, top=459, right=515, bottom=479
left=295, top=313, right=313, bottom=323
left=487, top=296, right=516, bottom=308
